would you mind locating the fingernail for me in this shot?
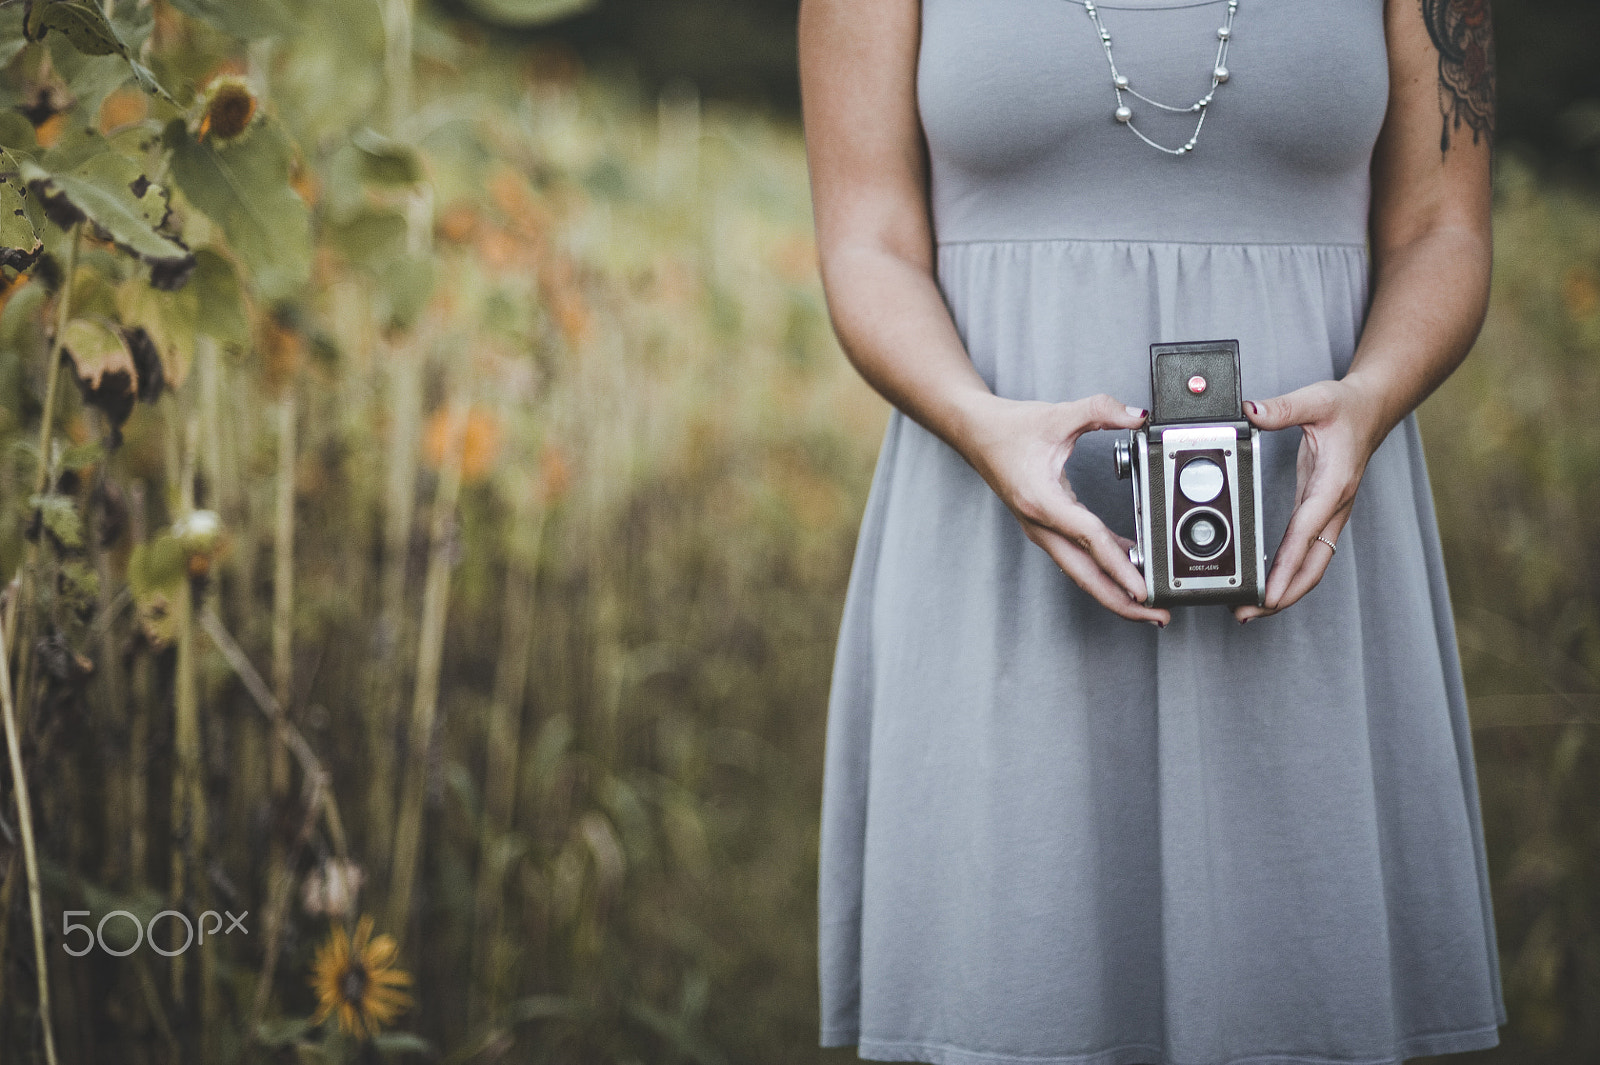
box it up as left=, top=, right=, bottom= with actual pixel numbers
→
left=1125, top=405, right=1147, bottom=419
left=1245, top=401, right=1258, bottom=415
left=1239, top=616, right=1251, bottom=625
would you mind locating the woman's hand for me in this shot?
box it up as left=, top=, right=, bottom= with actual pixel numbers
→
left=962, top=393, right=1172, bottom=627
left=1232, top=378, right=1389, bottom=623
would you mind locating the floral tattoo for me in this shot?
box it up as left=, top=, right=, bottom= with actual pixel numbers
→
left=1421, top=0, right=1496, bottom=155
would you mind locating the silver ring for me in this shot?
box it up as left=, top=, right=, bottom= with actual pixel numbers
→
left=1314, top=535, right=1337, bottom=554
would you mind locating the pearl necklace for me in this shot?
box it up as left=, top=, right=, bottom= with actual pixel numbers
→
left=1074, top=0, right=1239, bottom=156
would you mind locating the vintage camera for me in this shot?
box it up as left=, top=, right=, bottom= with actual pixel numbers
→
left=1112, top=340, right=1265, bottom=607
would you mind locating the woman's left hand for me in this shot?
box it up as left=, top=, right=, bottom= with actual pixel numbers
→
left=1232, top=378, right=1389, bottom=624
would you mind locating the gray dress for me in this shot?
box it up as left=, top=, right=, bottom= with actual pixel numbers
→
left=816, top=1, right=1509, bottom=1062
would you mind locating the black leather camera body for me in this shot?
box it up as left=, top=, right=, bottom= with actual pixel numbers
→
left=1113, top=340, right=1266, bottom=607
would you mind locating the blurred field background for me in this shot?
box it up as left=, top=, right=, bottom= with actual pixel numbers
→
left=0, top=1, right=1595, bottom=1064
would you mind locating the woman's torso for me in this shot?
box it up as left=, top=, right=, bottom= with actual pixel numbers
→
left=917, top=0, right=1392, bottom=247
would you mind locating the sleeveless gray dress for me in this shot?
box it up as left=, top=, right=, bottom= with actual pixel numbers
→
left=816, top=1, right=1508, bottom=1063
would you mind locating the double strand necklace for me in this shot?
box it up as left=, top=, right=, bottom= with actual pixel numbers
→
left=1075, top=0, right=1239, bottom=156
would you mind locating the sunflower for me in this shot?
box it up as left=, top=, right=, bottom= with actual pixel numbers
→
left=308, top=914, right=414, bottom=1040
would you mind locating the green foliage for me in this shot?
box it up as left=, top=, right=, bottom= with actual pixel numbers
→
left=29, top=1, right=126, bottom=56
left=166, top=0, right=293, bottom=41
left=26, top=0, right=172, bottom=104
left=163, top=114, right=312, bottom=302
left=350, top=127, right=424, bottom=188
left=21, top=154, right=194, bottom=283
left=26, top=490, right=81, bottom=547
left=0, top=149, right=42, bottom=269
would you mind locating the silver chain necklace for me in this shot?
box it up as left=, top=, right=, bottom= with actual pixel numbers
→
left=1073, top=0, right=1239, bottom=156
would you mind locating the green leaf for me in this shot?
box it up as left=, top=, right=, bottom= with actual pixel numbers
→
left=116, top=276, right=195, bottom=388
left=60, top=439, right=106, bottom=468
left=24, top=0, right=49, bottom=42
left=188, top=248, right=248, bottom=345
left=163, top=116, right=310, bottom=302
left=165, top=0, right=292, bottom=41
left=324, top=206, right=407, bottom=272
left=113, top=250, right=243, bottom=384
left=28, top=493, right=83, bottom=549
left=0, top=280, right=48, bottom=349
left=36, top=121, right=109, bottom=173
left=59, top=558, right=99, bottom=602
left=0, top=112, right=39, bottom=154
left=28, top=1, right=175, bottom=104
left=22, top=154, right=196, bottom=283
left=61, top=316, right=139, bottom=428
left=37, top=1, right=125, bottom=56
left=1, top=150, right=43, bottom=271
left=0, top=4, right=30, bottom=67
left=369, top=1031, right=433, bottom=1055
left=351, top=127, right=423, bottom=187
left=128, top=533, right=185, bottom=596
left=49, top=34, right=131, bottom=130
left=459, top=0, right=597, bottom=28
left=375, top=254, right=434, bottom=333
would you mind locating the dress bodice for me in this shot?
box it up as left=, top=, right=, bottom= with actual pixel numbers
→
left=916, top=0, right=1391, bottom=246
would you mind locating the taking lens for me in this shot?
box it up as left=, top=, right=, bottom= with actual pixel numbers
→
left=1178, top=508, right=1230, bottom=561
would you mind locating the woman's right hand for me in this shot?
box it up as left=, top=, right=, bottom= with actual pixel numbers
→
left=960, top=393, right=1172, bottom=627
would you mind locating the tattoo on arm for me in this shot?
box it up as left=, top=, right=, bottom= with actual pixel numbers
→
left=1421, top=0, right=1496, bottom=156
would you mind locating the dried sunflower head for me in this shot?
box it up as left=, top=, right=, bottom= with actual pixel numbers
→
left=194, top=76, right=259, bottom=145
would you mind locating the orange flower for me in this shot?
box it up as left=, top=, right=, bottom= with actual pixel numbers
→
left=98, top=88, right=148, bottom=134
left=34, top=112, right=66, bottom=149
left=539, top=443, right=571, bottom=505
left=437, top=203, right=480, bottom=245
left=258, top=314, right=305, bottom=393
left=308, top=915, right=413, bottom=1041
left=1563, top=267, right=1600, bottom=320
left=540, top=255, right=590, bottom=346
left=422, top=404, right=501, bottom=483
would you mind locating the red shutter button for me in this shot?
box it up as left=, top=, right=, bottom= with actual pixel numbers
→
left=1187, top=375, right=1208, bottom=394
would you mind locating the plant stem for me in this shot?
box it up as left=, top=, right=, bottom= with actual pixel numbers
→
left=367, top=331, right=419, bottom=879
left=387, top=362, right=470, bottom=945
left=33, top=229, right=80, bottom=501
left=0, top=594, right=60, bottom=1065
left=127, top=482, right=150, bottom=886
left=469, top=484, right=545, bottom=1026
left=382, top=0, right=415, bottom=136
left=170, top=412, right=207, bottom=1014
left=270, top=386, right=296, bottom=842
left=2, top=222, right=82, bottom=698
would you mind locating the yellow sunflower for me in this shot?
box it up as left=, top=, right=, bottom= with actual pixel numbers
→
left=308, top=914, right=414, bottom=1040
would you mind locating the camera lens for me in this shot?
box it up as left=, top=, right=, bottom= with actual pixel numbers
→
left=1177, top=507, right=1230, bottom=561
left=1177, top=457, right=1224, bottom=503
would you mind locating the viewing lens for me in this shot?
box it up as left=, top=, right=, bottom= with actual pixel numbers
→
left=1178, top=457, right=1224, bottom=503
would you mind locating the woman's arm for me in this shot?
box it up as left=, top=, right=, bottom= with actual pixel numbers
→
left=798, top=0, right=1171, bottom=625
left=1233, top=0, right=1494, bottom=623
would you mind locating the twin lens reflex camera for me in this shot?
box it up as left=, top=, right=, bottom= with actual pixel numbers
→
left=1112, top=340, right=1265, bottom=608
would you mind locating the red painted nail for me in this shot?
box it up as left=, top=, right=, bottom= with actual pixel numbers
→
left=1245, top=401, right=1258, bottom=415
